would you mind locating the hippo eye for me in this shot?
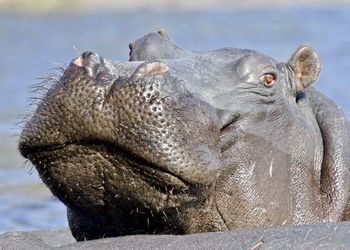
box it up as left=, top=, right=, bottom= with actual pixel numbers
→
left=260, top=73, right=276, bottom=87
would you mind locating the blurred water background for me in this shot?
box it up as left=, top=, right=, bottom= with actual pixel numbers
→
left=0, top=0, right=350, bottom=234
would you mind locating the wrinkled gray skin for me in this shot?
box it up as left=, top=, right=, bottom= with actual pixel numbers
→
left=19, top=31, right=350, bottom=241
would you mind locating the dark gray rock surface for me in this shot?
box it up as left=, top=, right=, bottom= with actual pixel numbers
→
left=2, top=222, right=350, bottom=250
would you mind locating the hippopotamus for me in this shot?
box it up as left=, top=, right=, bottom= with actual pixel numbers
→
left=18, top=31, right=350, bottom=241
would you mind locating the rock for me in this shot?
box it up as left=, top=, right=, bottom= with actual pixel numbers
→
left=2, top=222, right=350, bottom=249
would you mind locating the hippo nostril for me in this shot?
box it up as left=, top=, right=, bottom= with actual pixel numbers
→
left=81, top=51, right=101, bottom=64
left=78, top=51, right=103, bottom=78
left=81, top=51, right=94, bottom=60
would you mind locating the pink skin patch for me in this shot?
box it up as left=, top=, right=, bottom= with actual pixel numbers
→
left=73, top=56, right=84, bottom=67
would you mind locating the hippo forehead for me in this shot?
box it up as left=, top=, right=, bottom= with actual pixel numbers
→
left=129, top=32, right=278, bottom=65
left=129, top=32, right=275, bottom=63
left=128, top=32, right=284, bottom=113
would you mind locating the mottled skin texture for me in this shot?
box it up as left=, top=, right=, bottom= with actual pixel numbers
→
left=19, top=32, right=350, bottom=241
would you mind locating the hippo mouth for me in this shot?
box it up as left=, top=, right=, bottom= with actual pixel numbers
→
left=22, top=139, right=191, bottom=194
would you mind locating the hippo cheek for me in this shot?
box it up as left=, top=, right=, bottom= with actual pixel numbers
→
left=214, top=126, right=294, bottom=229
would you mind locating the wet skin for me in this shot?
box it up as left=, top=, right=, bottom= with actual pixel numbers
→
left=19, top=32, right=350, bottom=241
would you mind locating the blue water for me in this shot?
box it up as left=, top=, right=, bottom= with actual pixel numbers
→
left=0, top=7, right=349, bottom=233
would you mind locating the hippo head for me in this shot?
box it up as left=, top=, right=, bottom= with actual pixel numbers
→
left=19, top=32, right=350, bottom=241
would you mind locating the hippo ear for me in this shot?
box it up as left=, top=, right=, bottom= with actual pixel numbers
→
left=131, top=62, right=169, bottom=79
left=287, top=45, right=321, bottom=92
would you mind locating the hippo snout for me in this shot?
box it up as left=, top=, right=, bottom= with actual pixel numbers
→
left=19, top=49, right=222, bottom=202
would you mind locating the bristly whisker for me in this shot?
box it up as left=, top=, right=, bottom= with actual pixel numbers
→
left=72, top=45, right=81, bottom=56
left=16, top=66, right=65, bottom=133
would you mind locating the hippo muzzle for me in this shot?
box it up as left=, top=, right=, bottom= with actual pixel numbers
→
left=19, top=49, right=226, bottom=238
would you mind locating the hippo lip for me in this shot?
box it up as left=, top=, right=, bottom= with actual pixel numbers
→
left=22, top=139, right=190, bottom=192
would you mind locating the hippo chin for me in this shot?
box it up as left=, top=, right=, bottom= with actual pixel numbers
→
left=18, top=31, right=350, bottom=241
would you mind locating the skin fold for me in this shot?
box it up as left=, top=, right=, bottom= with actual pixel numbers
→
left=18, top=31, right=350, bottom=241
